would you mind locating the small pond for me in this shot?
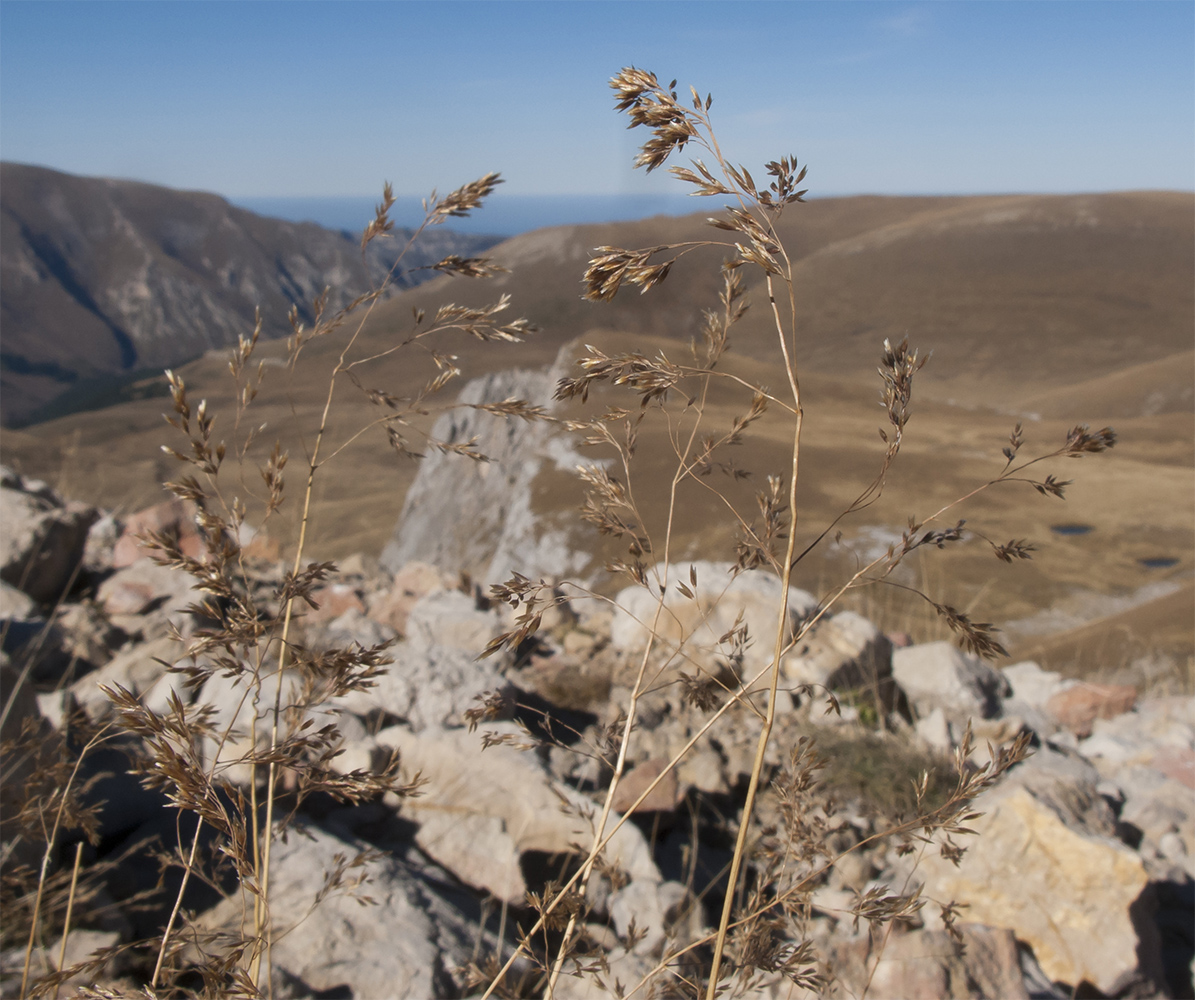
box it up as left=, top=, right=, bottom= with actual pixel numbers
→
left=1050, top=523, right=1094, bottom=536
left=1138, top=557, right=1180, bottom=569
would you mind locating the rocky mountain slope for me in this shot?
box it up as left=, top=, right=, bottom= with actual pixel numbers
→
left=4, top=191, right=1190, bottom=677
left=0, top=163, right=499, bottom=425
left=2, top=470, right=1192, bottom=998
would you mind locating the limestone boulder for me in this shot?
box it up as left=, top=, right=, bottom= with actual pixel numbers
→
left=336, top=633, right=507, bottom=732
left=404, top=587, right=505, bottom=652
left=1047, top=682, right=1137, bottom=738
left=782, top=610, right=896, bottom=712
left=379, top=722, right=660, bottom=905
left=0, top=485, right=97, bottom=603
left=611, top=561, right=817, bottom=677
left=367, top=560, right=454, bottom=633
left=70, top=635, right=185, bottom=719
left=110, top=498, right=203, bottom=568
left=0, top=579, right=35, bottom=621
left=891, top=641, right=1009, bottom=722
left=918, top=749, right=1162, bottom=995
left=197, top=823, right=462, bottom=999
left=829, top=925, right=1029, bottom=1000
left=95, top=561, right=203, bottom=626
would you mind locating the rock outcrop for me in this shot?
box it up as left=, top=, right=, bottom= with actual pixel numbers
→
left=381, top=361, right=592, bottom=584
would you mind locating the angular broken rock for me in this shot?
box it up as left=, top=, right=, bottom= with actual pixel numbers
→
left=367, top=560, right=453, bottom=633
left=0, top=579, right=35, bottom=621
left=782, top=610, right=895, bottom=708
left=379, top=722, right=659, bottom=905
left=891, top=641, right=1009, bottom=722
left=336, top=633, right=506, bottom=732
left=829, top=924, right=1029, bottom=1000
left=70, top=635, right=184, bottom=719
left=611, top=757, right=681, bottom=815
left=918, top=754, right=1160, bottom=995
left=0, top=485, right=97, bottom=603
left=300, top=582, right=365, bottom=623
left=110, top=498, right=203, bottom=568
left=610, top=561, right=817, bottom=677
left=1046, top=682, right=1137, bottom=738
left=96, top=561, right=203, bottom=619
left=403, top=587, right=504, bottom=652
left=197, top=823, right=459, bottom=999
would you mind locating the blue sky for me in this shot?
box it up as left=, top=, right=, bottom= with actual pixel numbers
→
left=2, top=1, right=1192, bottom=208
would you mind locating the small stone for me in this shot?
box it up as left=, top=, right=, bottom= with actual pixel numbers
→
left=612, top=758, right=681, bottom=815
left=915, top=706, right=952, bottom=751
left=302, top=582, right=365, bottom=623
left=1151, top=745, right=1195, bottom=790
left=367, top=561, right=454, bottom=633
left=1046, top=683, right=1137, bottom=738
left=111, top=498, right=204, bottom=568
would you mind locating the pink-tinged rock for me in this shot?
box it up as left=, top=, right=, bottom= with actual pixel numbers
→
left=111, top=498, right=204, bottom=567
left=301, top=583, right=365, bottom=623
left=240, top=528, right=280, bottom=563
left=367, top=561, right=452, bottom=633
left=612, top=758, right=681, bottom=815
left=96, top=561, right=201, bottom=617
left=1151, top=746, right=1195, bottom=790
left=1047, top=682, right=1137, bottom=737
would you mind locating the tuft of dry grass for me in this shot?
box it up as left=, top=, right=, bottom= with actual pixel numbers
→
left=1, top=66, right=1123, bottom=1000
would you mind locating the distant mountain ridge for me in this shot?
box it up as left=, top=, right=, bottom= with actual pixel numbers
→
left=0, top=163, right=499, bottom=426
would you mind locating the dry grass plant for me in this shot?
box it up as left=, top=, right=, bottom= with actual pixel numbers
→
left=4, top=177, right=533, bottom=997
left=466, top=68, right=1115, bottom=1000
left=2, top=67, right=1121, bottom=1000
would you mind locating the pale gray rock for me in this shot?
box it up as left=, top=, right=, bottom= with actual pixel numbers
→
left=82, top=512, right=120, bottom=576
left=1001, top=659, right=1077, bottom=707
left=54, top=600, right=120, bottom=669
left=404, top=587, right=504, bottom=652
left=891, top=640, right=1009, bottom=721
left=378, top=722, right=660, bottom=905
left=1001, top=659, right=1077, bottom=735
left=782, top=609, right=893, bottom=701
left=336, top=634, right=507, bottom=732
left=608, top=879, right=682, bottom=956
left=1121, top=780, right=1195, bottom=879
left=193, top=667, right=339, bottom=784
left=0, top=486, right=97, bottom=603
left=610, top=561, right=818, bottom=678
left=95, top=561, right=203, bottom=641
left=198, top=823, right=456, bottom=1000
left=381, top=360, right=590, bottom=585
left=829, top=924, right=1030, bottom=1000
left=308, top=604, right=397, bottom=652
left=70, top=635, right=184, bottom=718
left=553, top=946, right=656, bottom=1000
left=0, top=579, right=35, bottom=621
left=914, top=706, right=952, bottom=751
left=47, top=928, right=125, bottom=987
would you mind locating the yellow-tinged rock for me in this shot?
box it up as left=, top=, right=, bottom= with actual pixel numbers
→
left=921, top=783, right=1151, bottom=994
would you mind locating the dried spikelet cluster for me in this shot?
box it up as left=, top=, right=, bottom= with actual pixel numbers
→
left=4, top=171, right=541, bottom=998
